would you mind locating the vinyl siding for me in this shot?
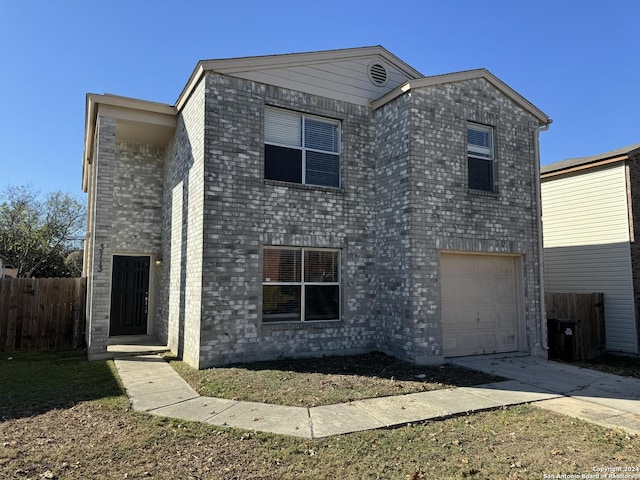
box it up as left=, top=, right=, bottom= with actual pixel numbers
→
left=542, top=163, right=630, bottom=247
left=232, top=58, right=411, bottom=106
left=541, top=163, right=638, bottom=353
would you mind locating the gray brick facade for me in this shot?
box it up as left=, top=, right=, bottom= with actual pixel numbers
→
left=182, top=75, right=380, bottom=367
left=83, top=47, right=549, bottom=367
left=85, top=118, right=167, bottom=358
left=85, top=115, right=116, bottom=358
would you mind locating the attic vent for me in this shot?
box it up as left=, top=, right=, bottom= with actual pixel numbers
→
left=368, top=62, right=388, bottom=86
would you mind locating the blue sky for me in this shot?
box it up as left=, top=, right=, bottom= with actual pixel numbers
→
left=1, top=0, right=638, bottom=196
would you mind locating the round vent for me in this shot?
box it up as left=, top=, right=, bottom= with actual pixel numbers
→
left=368, top=62, right=388, bottom=86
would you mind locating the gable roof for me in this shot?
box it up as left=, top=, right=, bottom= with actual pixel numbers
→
left=82, top=46, right=551, bottom=190
left=371, top=68, right=551, bottom=126
left=541, top=143, right=640, bottom=179
left=176, top=45, right=424, bottom=110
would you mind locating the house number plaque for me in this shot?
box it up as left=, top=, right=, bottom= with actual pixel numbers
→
left=98, top=243, right=105, bottom=272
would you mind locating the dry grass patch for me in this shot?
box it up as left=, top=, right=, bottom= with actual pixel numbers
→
left=2, top=402, right=638, bottom=479
left=1, top=350, right=639, bottom=479
left=569, top=354, right=640, bottom=379
left=166, top=351, right=504, bottom=407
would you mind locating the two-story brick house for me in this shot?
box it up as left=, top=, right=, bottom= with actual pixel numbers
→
left=82, top=46, right=551, bottom=368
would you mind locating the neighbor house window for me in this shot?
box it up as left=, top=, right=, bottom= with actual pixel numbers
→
left=467, top=123, right=495, bottom=192
left=262, top=247, right=340, bottom=322
left=264, top=107, right=341, bottom=188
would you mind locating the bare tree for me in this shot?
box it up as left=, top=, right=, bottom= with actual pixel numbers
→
left=0, top=185, right=85, bottom=278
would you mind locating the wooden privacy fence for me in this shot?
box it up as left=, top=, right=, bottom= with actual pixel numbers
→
left=0, top=277, right=86, bottom=352
left=545, top=292, right=605, bottom=360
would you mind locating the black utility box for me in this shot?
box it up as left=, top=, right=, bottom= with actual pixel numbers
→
left=547, top=318, right=578, bottom=361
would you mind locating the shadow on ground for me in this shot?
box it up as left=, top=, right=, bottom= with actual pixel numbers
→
left=174, top=351, right=506, bottom=387
left=0, top=349, right=124, bottom=421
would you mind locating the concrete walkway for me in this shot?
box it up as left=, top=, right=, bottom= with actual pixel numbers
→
left=452, top=354, right=640, bottom=436
left=114, top=354, right=640, bottom=439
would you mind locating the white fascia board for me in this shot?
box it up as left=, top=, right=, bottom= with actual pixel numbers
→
left=82, top=94, right=176, bottom=192
left=201, top=46, right=423, bottom=77
left=542, top=144, right=640, bottom=177
left=371, top=69, right=551, bottom=126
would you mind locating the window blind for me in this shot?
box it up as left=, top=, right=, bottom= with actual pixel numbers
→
left=304, top=118, right=339, bottom=153
left=468, top=125, right=493, bottom=159
left=265, top=109, right=302, bottom=147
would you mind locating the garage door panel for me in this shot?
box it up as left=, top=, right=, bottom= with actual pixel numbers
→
left=500, top=333, right=517, bottom=349
left=441, top=253, right=520, bottom=357
left=481, top=333, right=497, bottom=350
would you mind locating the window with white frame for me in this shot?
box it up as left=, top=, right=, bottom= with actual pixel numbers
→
left=467, top=123, right=496, bottom=192
left=262, top=247, right=340, bottom=322
left=264, top=107, right=341, bottom=188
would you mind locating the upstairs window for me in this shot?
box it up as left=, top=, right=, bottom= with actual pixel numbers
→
left=262, top=247, right=340, bottom=322
left=264, top=108, right=341, bottom=188
left=467, top=123, right=495, bottom=192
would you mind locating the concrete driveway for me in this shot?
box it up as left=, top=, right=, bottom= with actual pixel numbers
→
left=452, top=354, right=640, bottom=434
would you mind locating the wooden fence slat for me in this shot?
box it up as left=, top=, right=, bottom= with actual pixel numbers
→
left=0, top=277, right=86, bottom=353
left=0, top=278, right=9, bottom=348
left=34, top=278, right=46, bottom=351
left=60, top=279, right=73, bottom=348
left=73, top=279, right=86, bottom=348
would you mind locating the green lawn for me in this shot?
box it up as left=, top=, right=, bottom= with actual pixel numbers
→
left=0, top=349, right=124, bottom=420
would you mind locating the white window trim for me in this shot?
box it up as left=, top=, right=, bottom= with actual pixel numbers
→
left=265, top=107, right=341, bottom=187
left=262, top=246, right=341, bottom=323
left=467, top=123, right=497, bottom=192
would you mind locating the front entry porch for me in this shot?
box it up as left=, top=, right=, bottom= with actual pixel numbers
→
left=107, top=335, right=169, bottom=358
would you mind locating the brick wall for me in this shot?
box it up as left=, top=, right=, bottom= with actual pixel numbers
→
left=154, top=74, right=543, bottom=367
left=161, top=78, right=206, bottom=367
left=409, top=79, right=542, bottom=361
left=373, top=93, right=415, bottom=361
left=86, top=115, right=116, bottom=358
left=86, top=116, right=168, bottom=359
left=192, top=74, right=378, bottom=367
left=112, top=141, right=164, bottom=253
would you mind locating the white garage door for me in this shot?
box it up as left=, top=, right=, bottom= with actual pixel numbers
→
left=441, top=253, right=520, bottom=357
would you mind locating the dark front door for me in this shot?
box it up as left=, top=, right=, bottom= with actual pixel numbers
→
left=110, top=255, right=150, bottom=336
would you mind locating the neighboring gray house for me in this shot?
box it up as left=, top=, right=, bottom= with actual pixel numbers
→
left=82, top=46, right=551, bottom=368
left=541, top=145, right=640, bottom=355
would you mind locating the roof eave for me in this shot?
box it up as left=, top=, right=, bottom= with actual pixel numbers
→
left=175, top=46, right=424, bottom=112
left=82, top=94, right=176, bottom=192
left=371, top=69, right=551, bottom=126
left=541, top=144, right=640, bottom=178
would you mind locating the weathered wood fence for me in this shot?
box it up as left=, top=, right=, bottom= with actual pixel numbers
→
left=545, top=292, right=605, bottom=360
left=0, top=277, right=86, bottom=352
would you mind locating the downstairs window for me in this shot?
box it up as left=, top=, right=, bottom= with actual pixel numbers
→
left=262, top=247, right=340, bottom=322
